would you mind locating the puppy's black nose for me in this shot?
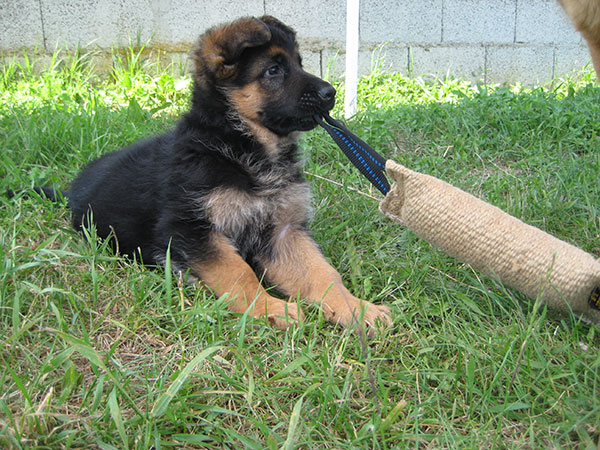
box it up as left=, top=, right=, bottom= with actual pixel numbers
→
left=318, top=84, right=336, bottom=102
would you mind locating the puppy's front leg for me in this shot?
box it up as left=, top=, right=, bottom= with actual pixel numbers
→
left=261, top=227, right=391, bottom=335
left=191, top=233, right=304, bottom=328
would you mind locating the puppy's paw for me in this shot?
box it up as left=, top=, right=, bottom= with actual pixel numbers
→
left=326, top=297, right=391, bottom=336
left=264, top=299, right=305, bottom=329
left=360, top=302, right=392, bottom=336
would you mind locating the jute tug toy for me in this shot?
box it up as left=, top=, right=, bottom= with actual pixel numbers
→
left=316, top=114, right=600, bottom=325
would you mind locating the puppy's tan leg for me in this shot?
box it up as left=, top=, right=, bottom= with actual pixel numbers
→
left=192, top=233, right=304, bottom=328
left=261, top=228, right=391, bottom=335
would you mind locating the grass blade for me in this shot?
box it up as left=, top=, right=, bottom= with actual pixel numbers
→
left=380, top=399, right=408, bottom=434
left=282, top=383, right=321, bottom=450
left=267, top=355, right=311, bottom=382
left=282, top=396, right=303, bottom=450
left=108, top=388, right=128, bottom=448
left=54, top=331, right=143, bottom=417
left=151, top=345, right=221, bottom=418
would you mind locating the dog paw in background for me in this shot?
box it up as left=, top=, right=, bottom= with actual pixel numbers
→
left=558, top=0, right=600, bottom=81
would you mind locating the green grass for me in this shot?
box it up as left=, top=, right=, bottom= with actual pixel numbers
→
left=1, top=49, right=599, bottom=449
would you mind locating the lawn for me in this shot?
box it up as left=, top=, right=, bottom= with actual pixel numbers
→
left=1, top=49, right=599, bottom=449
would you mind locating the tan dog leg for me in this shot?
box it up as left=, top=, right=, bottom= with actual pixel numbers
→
left=192, top=233, right=304, bottom=328
left=584, top=36, right=600, bottom=82
left=557, top=0, right=600, bottom=82
left=261, top=228, right=392, bottom=335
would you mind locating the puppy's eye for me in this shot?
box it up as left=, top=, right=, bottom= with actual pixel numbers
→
left=264, top=65, right=282, bottom=78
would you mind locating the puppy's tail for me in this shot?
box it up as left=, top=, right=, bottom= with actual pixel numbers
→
left=7, top=186, right=68, bottom=202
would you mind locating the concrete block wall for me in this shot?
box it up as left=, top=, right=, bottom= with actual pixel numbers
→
left=0, top=0, right=593, bottom=85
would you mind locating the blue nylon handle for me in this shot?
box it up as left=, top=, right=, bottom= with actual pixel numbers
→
left=315, top=114, right=390, bottom=195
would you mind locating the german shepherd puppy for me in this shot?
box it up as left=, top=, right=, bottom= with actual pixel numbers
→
left=558, top=0, right=600, bottom=81
left=40, top=16, right=391, bottom=334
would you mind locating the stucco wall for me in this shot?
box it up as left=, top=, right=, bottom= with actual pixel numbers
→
left=0, top=0, right=592, bottom=84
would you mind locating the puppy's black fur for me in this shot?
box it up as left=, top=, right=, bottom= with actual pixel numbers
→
left=67, top=16, right=334, bottom=269
left=17, top=16, right=392, bottom=333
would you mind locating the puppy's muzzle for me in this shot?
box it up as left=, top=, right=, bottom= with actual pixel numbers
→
left=300, top=82, right=336, bottom=114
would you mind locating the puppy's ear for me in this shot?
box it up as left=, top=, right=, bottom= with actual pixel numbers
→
left=193, top=17, right=271, bottom=82
left=259, top=15, right=296, bottom=39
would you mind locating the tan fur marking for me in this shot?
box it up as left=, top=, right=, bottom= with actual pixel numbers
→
left=260, top=230, right=392, bottom=335
left=229, top=83, right=263, bottom=121
left=203, top=183, right=311, bottom=239
left=205, top=187, right=266, bottom=237
left=193, top=17, right=271, bottom=83
left=192, top=233, right=304, bottom=327
left=266, top=45, right=291, bottom=60
left=228, top=83, right=286, bottom=155
left=271, top=182, right=312, bottom=226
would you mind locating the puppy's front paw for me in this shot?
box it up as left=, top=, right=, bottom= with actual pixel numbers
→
left=264, top=299, right=305, bottom=329
left=326, top=296, right=391, bottom=336
left=360, top=302, right=392, bottom=336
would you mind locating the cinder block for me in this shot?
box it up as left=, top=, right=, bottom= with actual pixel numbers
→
left=360, top=0, right=442, bottom=44
left=321, top=47, right=345, bottom=79
left=40, top=1, right=266, bottom=51
left=298, top=47, right=322, bottom=78
left=2, top=0, right=590, bottom=85
left=321, top=47, right=364, bottom=79
left=486, top=45, right=554, bottom=85
left=322, top=45, right=409, bottom=79
left=265, top=0, right=345, bottom=44
left=368, top=45, right=410, bottom=74
left=41, top=0, right=155, bottom=49
left=554, top=45, right=594, bottom=78
left=0, top=0, right=44, bottom=51
left=443, top=0, right=515, bottom=44
left=515, top=0, right=581, bottom=45
left=153, top=1, right=264, bottom=45
left=411, top=45, right=485, bottom=82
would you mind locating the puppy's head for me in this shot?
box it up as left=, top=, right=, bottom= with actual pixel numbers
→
left=193, top=16, right=336, bottom=137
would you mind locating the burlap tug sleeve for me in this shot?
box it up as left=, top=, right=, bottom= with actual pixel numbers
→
left=379, top=159, right=600, bottom=324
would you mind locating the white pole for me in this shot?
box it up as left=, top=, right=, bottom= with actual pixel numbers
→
left=345, top=0, right=359, bottom=119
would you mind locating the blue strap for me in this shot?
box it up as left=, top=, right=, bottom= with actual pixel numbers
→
left=315, top=114, right=390, bottom=195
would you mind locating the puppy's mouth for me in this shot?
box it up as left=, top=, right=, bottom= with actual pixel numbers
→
left=261, top=115, right=315, bottom=135
left=276, top=89, right=335, bottom=132
left=260, top=89, right=336, bottom=135
left=271, top=107, right=335, bottom=134
left=295, top=115, right=321, bottom=131
left=264, top=109, right=331, bottom=134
